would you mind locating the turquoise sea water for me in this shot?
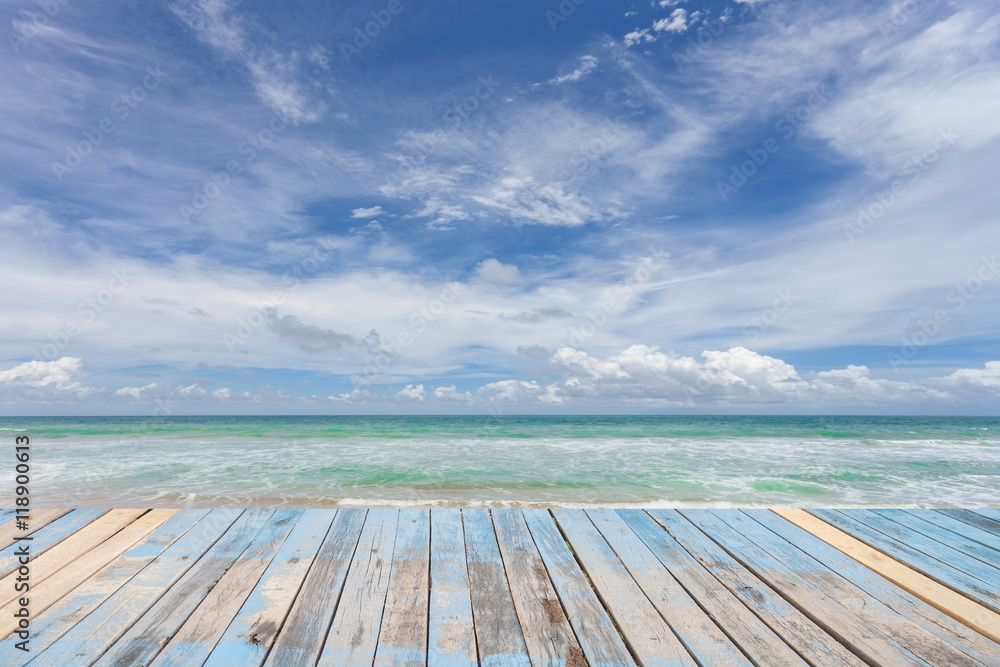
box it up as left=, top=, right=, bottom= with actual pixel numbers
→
left=1, top=415, right=998, bottom=507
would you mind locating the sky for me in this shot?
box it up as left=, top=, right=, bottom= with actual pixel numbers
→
left=1, top=0, right=999, bottom=415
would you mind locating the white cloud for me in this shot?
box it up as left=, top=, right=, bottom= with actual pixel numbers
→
left=213, top=387, right=232, bottom=399
left=177, top=383, right=207, bottom=396
left=624, top=29, right=655, bottom=47
left=0, top=358, right=89, bottom=395
left=398, top=383, right=425, bottom=400
left=351, top=206, right=385, bottom=219
left=549, top=56, right=598, bottom=85
left=475, top=258, right=522, bottom=285
left=434, top=385, right=472, bottom=401
left=115, top=383, right=158, bottom=398
left=653, top=9, right=689, bottom=33
left=940, top=361, right=1000, bottom=389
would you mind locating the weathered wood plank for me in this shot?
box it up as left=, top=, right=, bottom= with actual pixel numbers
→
left=492, top=509, right=586, bottom=667
left=0, top=509, right=148, bottom=609
left=974, top=509, right=1000, bottom=523
left=0, top=510, right=106, bottom=578
left=0, top=510, right=208, bottom=663
left=29, top=509, right=245, bottom=667
left=463, top=509, right=531, bottom=666
left=751, top=510, right=1000, bottom=666
left=552, top=509, right=697, bottom=666
left=879, top=510, right=1000, bottom=563
left=586, top=510, right=753, bottom=667
left=263, top=509, right=366, bottom=666
left=646, top=510, right=866, bottom=667
left=812, top=509, right=1000, bottom=613
left=89, top=509, right=276, bottom=667
left=712, top=510, right=983, bottom=667
left=317, top=509, right=398, bottom=667
left=938, top=509, right=1000, bottom=538
left=682, top=509, right=930, bottom=666
left=0, top=510, right=176, bottom=640
left=618, top=509, right=810, bottom=667
left=776, top=508, right=1000, bottom=646
left=522, top=509, right=635, bottom=666
left=427, top=509, right=477, bottom=667
left=374, top=509, right=431, bottom=667
left=204, top=509, right=337, bottom=667
left=0, top=509, right=73, bottom=552
left=148, top=509, right=305, bottom=666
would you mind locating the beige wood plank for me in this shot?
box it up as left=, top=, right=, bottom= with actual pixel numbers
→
left=374, top=508, right=430, bottom=667
left=775, top=508, right=1000, bottom=645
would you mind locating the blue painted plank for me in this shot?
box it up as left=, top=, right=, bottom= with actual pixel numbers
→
left=974, top=509, right=1000, bottom=524
left=938, top=509, right=1000, bottom=537
left=374, top=509, right=431, bottom=667
left=682, top=510, right=930, bottom=667
left=913, top=510, right=1000, bottom=555
left=427, top=509, right=476, bottom=667
left=203, top=509, right=337, bottom=667
left=28, top=509, right=245, bottom=667
left=0, top=510, right=107, bottom=577
left=874, top=509, right=1000, bottom=567
left=813, top=509, right=1000, bottom=614
left=0, top=510, right=209, bottom=664
left=522, top=509, right=635, bottom=667
left=746, top=510, right=1000, bottom=666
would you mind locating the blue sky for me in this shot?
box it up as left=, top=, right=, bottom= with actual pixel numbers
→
left=1, top=0, right=999, bottom=414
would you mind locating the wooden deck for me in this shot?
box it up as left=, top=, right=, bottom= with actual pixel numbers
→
left=2, top=508, right=999, bottom=666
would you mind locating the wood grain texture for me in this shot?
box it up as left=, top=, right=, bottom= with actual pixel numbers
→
left=0, top=508, right=73, bottom=552
left=0, top=510, right=107, bottom=578
left=939, top=509, right=1000, bottom=537
left=374, top=508, right=431, bottom=667
left=427, top=509, right=477, bottom=667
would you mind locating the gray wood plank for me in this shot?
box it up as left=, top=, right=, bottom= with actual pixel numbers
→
left=204, top=509, right=338, bottom=667
left=682, top=510, right=931, bottom=667
left=522, top=509, right=636, bottom=666
left=878, top=510, right=1000, bottom=563
left=317, top=509, right=398, bottom=667
left=646, top=510, right=866, bottom=667
left=586, top=510, right=754, bottom=667
left=90, top=509, right=276, bottom=667
left=428, top=509, right=477, bottom=667
left=938, top=509, right=1000, bottom=538
left=618, top=509, right=810, bottom=667
left=28, top=509, right=245, bottom=667
left=263, top=508, right=366, bottom=667
left=492, top=509, right=586, bottom=667
left=463, top=509, right=532, bottom=666
left=812, top=509, right=1000, bottom=613
left=374, top=509, right=431, bottom=667
left=552, top=509, right=697, bottom=666
left=747, top=510, right=1000, bottom=667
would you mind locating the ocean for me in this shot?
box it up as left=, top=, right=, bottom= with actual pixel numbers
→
left=2, top=415, right=998, bottom=508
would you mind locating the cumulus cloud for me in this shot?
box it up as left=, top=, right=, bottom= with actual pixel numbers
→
left=398, top=383, right=425, bottom=400
left=434, top=385, right=472, bottom=401
left=653, top=9, right=689, bottom=33
left=623, top=29, right=655, bottom=47
left=213, top=387, right=232, bottom=399
left=351, top=206, right=384, bottom=218
left=475, top=258, right=522, bottom=285
left=115, top=383, right=158, bottom=398
left=0, top=358, right=89, bottom=395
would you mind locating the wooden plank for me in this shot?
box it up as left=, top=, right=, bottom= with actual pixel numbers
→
left=427, top=509, right=477, bottom=667
left=586, top=510, right=753, bottom=667
left=492, top=509, right=586, bottom=667
left=316, top=509, right=398, bottom=667
left=148, top=509, right=305, bottom=666
left=522, top=509, right=635, bottom=666
left=884, top=510, right=1000, bottom=559
left=775, top=509, right=1000, bottom=646
left=646, top=510, right=866, bottom=667
left=0, top=510, right=105, bottom=577
left=552, top=509, right=697, bottom=666
left=29, top=509, right=245, bottom=667
left=204, top=509, right=338, bottom=667
left=618, top=510, right=811, bottom=667
left=711, top=510, right=984, bottom=667
left=374, top=509, right=430, bottom=667
left=974, top=509, right=1000, bottom=523
left=938, top=509, right=1000, bottom=537
left=0, top=509, right=72, bottom=551
left=263, top=509, right=366, bottom=666
left=751, top=510, right=1000, bottom=666
left=812, top=509, right=1000, bottom=613
left=682, top=509, right=930, bottom=666
left=88, top=509, right=276, bottom=667
left=462, top=509, right=531, bottom=666
left=0, top=510, right=176, bottom=640
left=0, top=509, right=148, bottom=608
left=0, top=510, right=208, bottom=663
